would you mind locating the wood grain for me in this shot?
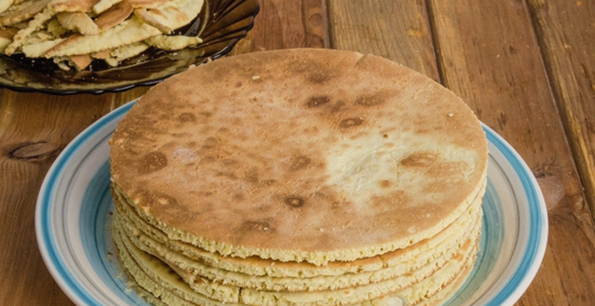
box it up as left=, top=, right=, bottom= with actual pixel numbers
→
left=0, top=86, right=151, bottom=305
left=328, top=0, right=440, bottom=81
left=427, top=0, right=595, bottom=304
left=0, top=91, right=115, bottom=305
left=234, top=0, right=328, bottom=52
left=0, top=0, right=327, bottom=305
left=527, top=0, right=595, bottom=216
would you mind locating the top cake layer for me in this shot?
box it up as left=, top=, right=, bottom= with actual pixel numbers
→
left=110, top=48, right=487, bottom=265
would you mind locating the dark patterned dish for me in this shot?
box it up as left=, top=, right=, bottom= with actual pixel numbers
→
left=0, top=0, right=259, bottom=95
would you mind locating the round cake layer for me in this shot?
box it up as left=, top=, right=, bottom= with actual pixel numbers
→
left=116, top=196, right=482, bottom=291
left=114, top=213, right=480, bottom=305
left=364, top=244, right=477, bottom=306
left=416, top=258, right=474, bottom=306
left=112, top=180, right=484, bottom=281
left=110, top=48, right=488, bottom=265
left=113, top=223, right=230, bottom=306
left=119, top=210, right=480, bottom=293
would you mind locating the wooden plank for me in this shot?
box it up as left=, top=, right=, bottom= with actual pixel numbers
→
left=426, top=0, right=595, bottom=304
left=527, top=0, right=595, bottom=215
left=0, top=0, right=328, bottom=304
left=328, top=0, right=440, bottom=80
left=0, top=75, right=148, bottom=306
left=0, top=91, right=115, bottom=306
left=234, top=0, right=328, bottom=52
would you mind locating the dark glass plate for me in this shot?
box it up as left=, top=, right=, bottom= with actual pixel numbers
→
left=0, top=0, right=259, bottom=95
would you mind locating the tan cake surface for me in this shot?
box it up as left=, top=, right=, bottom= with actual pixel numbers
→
left=110, top=48, right=488, bottom=264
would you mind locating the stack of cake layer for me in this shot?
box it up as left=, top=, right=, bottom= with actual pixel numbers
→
left=109, top=48, right=488, bottom=305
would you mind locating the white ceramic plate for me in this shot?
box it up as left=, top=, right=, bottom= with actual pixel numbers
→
left=36, top=101, right=548, bottom=306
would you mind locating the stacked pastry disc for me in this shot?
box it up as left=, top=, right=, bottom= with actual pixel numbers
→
left=110, top=48, right=488, bottom=305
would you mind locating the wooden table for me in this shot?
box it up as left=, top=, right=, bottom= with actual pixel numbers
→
left=0, top=0, right=593, bottom=305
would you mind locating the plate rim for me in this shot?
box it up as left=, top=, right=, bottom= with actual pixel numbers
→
left=481, top=124, right=548, bottom=305
left=35, top=101, right=548, bottom=306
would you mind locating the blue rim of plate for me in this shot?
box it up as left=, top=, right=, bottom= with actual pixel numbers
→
left=35, top=101, right=548, bottom=306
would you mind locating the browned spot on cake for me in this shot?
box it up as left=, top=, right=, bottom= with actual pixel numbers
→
left=262, top=179, right=277, bottom=186
left=284, top=196, right=305, bottom=208
left=340, top=117, right=364, bottom=128
left=138, top=151, right=167, bottom=173
left=306, top=96, right=330, bottom=108
left=233, top=193, right=245, bottom=201
left=244, top=168, right=259, bottom=183
left=290, top=155, right=311, bottom=171
left=202, top=137, right=219, bottom=149
left=330, top=201, right=343, bottom=210
left=355, top=92, right=388, bottom=107
left=178, top=112, right=196, bottom=123
left=379, top=180, right=392, bottom=188
left=287, top=58, right=335, bottom=84
left=235, top=81, right=243, bottom=87
left=400, top=152, right=438, bottom=167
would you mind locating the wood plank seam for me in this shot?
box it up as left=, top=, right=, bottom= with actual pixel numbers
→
left=525, top=0, right=595, bottom=218
left=426, top=0, right=588, bottom=214
left=324, top=0, right=334, bottom=48
left=418, top=2, right=595, bottom=302
left=423, top=0, right=446, bottom=85
left=303, top=0, right=329, bottom=48
left=326, top=0, right=440, bottom=80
